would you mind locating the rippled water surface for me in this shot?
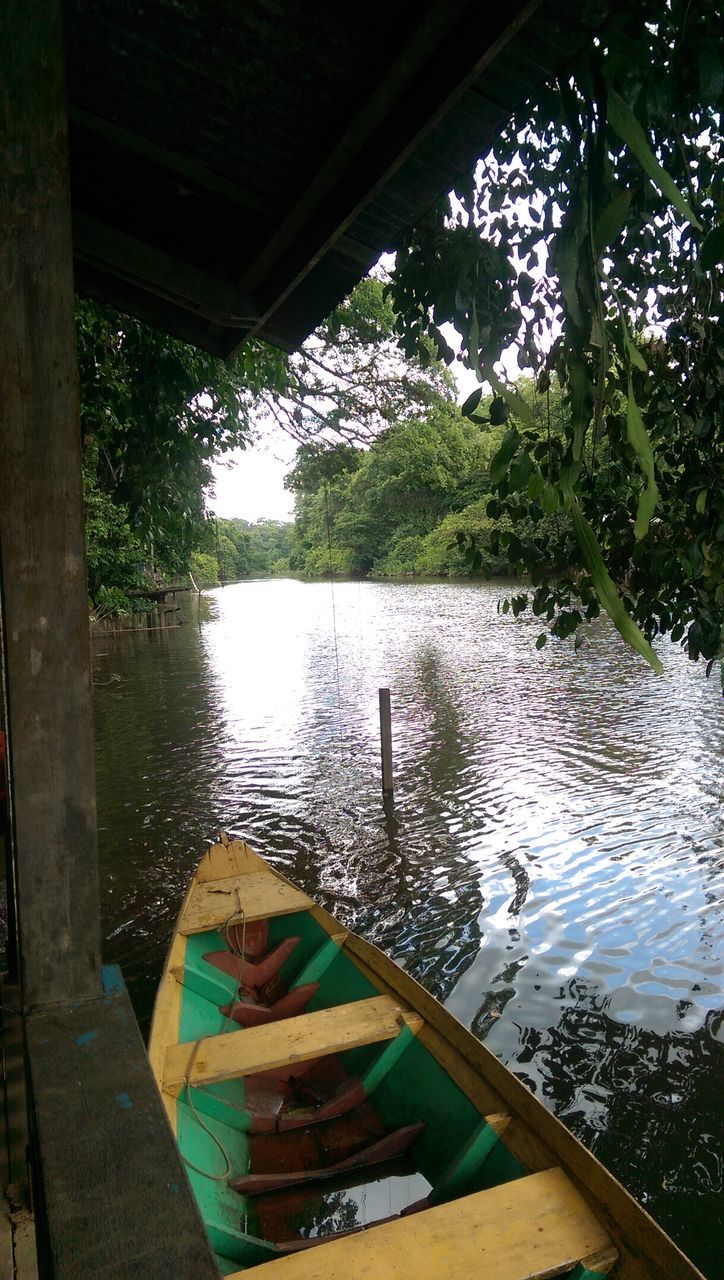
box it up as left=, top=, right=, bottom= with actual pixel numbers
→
left=93, top=579, right=723, bottom=1276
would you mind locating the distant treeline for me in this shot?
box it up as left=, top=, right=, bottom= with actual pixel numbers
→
left=190, top=518, right=293, bottom=586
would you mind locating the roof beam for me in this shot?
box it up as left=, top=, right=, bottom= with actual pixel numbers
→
left=72, top=212, right=259, bottom=328
left=69, top=105, right=377, bottom=271
left=233, top=0, right=541, bottom=354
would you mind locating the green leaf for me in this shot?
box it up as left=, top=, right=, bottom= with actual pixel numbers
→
left=541, top=483, right=559, bottom=514
left=593, top=188, right=632, bottom=256
left=535, top=632, right=547, bottom=650
left=490, top=428, right=520, bottom=485
left=461, top=386, right=483, bottom=417
left=509, top=450, right=533, bottom=492
left=469, top=298, right=481, bottom=379
left=607, top=90, right=703, bottom=232
left=482, top=364, right=532, bottom=426
left=569, top=356, right=593, bottom=461
left=571, top=504, right=663, bottom=673
left=626, top=339, right=648, bottom=373
left=696, top=489, right=708, bottom=515
left=626, top=371, right=659, bottom=539
left=700, top=226, right=724, bottom=272
left=489, top=396, right=510, bottom=425
left=527, top=471, right=546, bottom=500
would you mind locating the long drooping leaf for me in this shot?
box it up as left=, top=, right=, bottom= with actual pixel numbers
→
left=469, top=298, right=481, bottom=379
left=490, top=427, right=521, bottom=485
left=571, top=504, right=663, bottom=673
left=593, top=188, right=632, bottom=255
left=568, top=354, right=594, bottom=461
left=626, top=371, right=659, bottom=538
left=607, top=90, right=703, bottom=231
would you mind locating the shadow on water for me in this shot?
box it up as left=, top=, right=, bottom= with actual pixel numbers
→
left=93, top=579, right=723, bottom=1276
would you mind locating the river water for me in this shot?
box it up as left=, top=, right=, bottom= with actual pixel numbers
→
left=92, top=578, right=723, bottom=1276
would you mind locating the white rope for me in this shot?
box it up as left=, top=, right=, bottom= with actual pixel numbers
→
left=181, top=1038, right=233, bottom=1182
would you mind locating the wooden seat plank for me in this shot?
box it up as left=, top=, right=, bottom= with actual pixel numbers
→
left=164, top=996, right=424, bottom=1092
left=227, top=1166, right=613, bottom=1280
left=179, top=871, right=314, bottom=935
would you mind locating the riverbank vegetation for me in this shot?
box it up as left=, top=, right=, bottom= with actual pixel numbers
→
left=284, top=380, right=572, bottom=583
left=78, top=0, right=721, bottom=674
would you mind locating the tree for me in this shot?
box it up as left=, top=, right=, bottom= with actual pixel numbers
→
left=258, top=276, right=455, bottom=446
left=76, top=278, right=447, bottom=609
left=77, top=299, right=287, bottom=603
left=388, top=0, right=722, bottom=675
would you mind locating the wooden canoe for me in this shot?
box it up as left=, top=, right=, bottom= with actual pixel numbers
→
left=149, top=836, right=705, bottom=1280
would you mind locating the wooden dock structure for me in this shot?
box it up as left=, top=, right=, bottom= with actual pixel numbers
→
left=0, top=1, right=615, bottom=1273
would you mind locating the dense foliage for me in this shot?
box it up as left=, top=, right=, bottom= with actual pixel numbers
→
left=286, top=383, right=566, bottom=581
left=77, top=280, right=451, bottom=613
left=388, top=0, right=722, bottom=674
left=77, top=299, right=288, bottom=610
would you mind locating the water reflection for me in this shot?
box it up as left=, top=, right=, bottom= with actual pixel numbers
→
left=93, top=578, right=723, bottom=1276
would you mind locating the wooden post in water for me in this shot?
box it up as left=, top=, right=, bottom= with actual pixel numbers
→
left=379, top=687, right=394, bottom=796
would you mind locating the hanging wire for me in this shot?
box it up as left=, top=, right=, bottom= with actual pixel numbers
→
left=323, top=482, right=344, bottom=753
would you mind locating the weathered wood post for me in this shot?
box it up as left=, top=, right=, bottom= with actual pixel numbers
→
left=0, top=8, right=222, bottom=1277
left=0, top=0, right=102, bottom=1007
left=379, top=687, right=394, bottom=796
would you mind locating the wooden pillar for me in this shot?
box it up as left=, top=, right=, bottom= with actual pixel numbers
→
left=0, top=0, right=102, bottom=1005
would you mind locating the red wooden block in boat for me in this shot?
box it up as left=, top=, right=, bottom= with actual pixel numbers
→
left=277, top=1077, right=367, bottom=1130
left=221, top=982, right=320, bottom=1027
left=226, top=919, right=268, bottom=958
left=232, top=1122, right=425, bottom=1195
left=203, top=935, right=300, bottom=989
left=251, top=1099, right=386, bottom=1175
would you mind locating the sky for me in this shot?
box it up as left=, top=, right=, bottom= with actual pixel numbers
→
left=210, top=428, right=297, bottom=522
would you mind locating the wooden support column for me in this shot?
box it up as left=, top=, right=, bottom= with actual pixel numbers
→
left=0, top=0, right=102, bottom=1005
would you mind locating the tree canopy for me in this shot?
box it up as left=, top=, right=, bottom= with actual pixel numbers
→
left=388, top=0, right=722, bottom=675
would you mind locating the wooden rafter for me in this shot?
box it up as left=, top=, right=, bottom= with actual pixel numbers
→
left=232, top=0, right=541, bottom=354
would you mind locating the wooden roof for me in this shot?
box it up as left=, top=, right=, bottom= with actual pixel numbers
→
left=66, top=0, right=612, bottom=357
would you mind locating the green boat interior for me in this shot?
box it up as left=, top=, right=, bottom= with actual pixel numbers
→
left=169, top=909, right=601, bottom=1277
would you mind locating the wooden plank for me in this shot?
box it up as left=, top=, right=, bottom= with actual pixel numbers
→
left=0, top=0, right=102, bottom=1005
left=73, top=213, right=259, bottom=327
left=179, top=870, right=313, bottom=935
left=570, top=1248, right=620, bottom=1278
left=147, top=925, right=187, bottom=1130
left=195, top=837, right=267, bottom=884
left=232, top=1166, right=612, bottom=1280
left=26, top=967, right=219, bottom=1280
left=164, top=997, right=423, bottom=1091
